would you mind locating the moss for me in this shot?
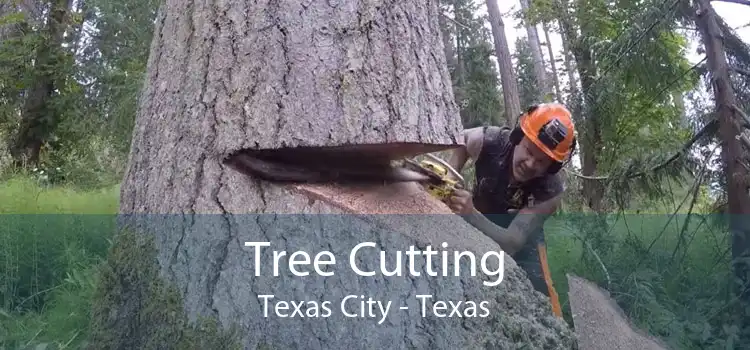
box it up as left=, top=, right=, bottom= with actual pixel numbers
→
left=86, top=228, right=242, bottom=350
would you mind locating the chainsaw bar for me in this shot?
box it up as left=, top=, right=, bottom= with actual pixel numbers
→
left=224, top=151, right=431, bottom=184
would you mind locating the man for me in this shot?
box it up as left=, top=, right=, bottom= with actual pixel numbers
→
left=445, top=103, right=577, bottom=318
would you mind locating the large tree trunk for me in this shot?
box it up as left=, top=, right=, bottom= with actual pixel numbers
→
left=88, top=1, right=575, bottom=349
left=485, top=0, right=521, bottom=124
left=519, top=0, right=550, bottom=101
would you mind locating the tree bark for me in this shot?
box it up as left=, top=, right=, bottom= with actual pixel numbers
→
left=94, top=1, right=576, bottom=349
left=519, top=0, right=550, bottom=101
left=485, top=0, right=521, bottom=124
left=694, top=0, right=750, bottom=323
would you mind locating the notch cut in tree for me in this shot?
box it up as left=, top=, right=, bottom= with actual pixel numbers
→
left=100, top=0, right=577, bottom=349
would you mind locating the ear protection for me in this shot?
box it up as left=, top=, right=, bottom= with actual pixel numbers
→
left=508, top=104, right=577, bottom=174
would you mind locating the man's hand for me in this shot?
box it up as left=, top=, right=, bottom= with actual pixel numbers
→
left=447, top=189, right=475, bottom=215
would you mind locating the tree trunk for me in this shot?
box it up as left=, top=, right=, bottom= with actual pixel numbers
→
left=542, top=22, right=563, bottom=102
left=454, top=0, right=465, bottom=87
left=672, top=91, right=687, bottom=127
left=694, top=0, right=750, bottom=327
left=556, top=0, right=604, bottom=211
left=89, top=1, right=576, bottom=349
left=10, top=0, right=71, bottom=167
left=519, top=0, right=550, bottom=101
left=558, top=19, right=578, bottom=103
left=485, top=0, right=521, bottom=124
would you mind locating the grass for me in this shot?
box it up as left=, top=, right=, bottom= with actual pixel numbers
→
left=544, top=211, right=736, bottom=350
left=0, top=174, right=738, bottom=349
left=0, top=176, right=119, bottom=349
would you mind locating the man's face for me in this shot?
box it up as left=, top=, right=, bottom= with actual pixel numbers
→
left=511, top=137, right=555, bottom=182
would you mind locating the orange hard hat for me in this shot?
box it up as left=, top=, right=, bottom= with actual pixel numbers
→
left=519, top=103, right=576, bottom=162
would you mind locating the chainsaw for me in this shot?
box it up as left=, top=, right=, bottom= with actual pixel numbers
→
left=399, top=153, right=465, bottom=202
left=223, top=148, right=466, bottom=202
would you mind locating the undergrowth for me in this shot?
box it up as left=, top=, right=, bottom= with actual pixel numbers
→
left=545, top=211, right=739, bottom=350
left=0, top=176, right=119, bottom=349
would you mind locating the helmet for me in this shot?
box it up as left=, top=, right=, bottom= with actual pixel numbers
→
left=508, top=103, right=577, bottom=174
left=517, top=103, right=576, bottom=163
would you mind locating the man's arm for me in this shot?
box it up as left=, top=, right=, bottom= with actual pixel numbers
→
left=460, top=173, right=564, bottom=255
left=502, top=175, right=565, bottom=252
left=447, top=127, right=484, bottom=174
left=461, top=194, right=561, bottom=255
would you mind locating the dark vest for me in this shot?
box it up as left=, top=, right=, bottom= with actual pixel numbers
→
left=471, top=126, right=550, bottom=256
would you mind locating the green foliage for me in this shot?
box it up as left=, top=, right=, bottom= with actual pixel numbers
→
left=458, top=42, right=504, bottom=127
left=80, top=0, right=160, bottom=155
left=0, top=0, right=745, bottom=349
left=441, top=0, right=505, bottom=127
left=0, top=177, right=240, bottom=349
left=546, top=211, right=739, bottom=350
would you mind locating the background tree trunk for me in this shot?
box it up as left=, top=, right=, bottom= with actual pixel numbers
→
left=694, top=0, right=750, bottom=330
left=10, top=0, right=72, bottom=166
left=519, top=0, right=550, bottom=102
left=542, top=22, right=563, bottom=102
left=89, top=0, right=576, bottom=349
left=438, top=4, right=457, bottom=72
left=485, top=0, right=521, bottom=124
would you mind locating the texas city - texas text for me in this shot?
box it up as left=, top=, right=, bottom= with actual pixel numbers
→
left=244, top=241, right=504, bottom=324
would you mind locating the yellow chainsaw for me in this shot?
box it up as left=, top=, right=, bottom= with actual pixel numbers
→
left=401, top=153, right=465, bottom=202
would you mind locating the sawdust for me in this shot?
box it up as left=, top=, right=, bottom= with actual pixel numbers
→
left=292, top=181, right=454, bottom=215
left=567, top=274, right=671, bottom=350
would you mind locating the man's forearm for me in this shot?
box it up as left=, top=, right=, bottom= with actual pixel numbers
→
left=462, top=209, right=526, bottom=255
left=503, top=195, right=562, bottom=249
left=463, top=196, right=561, bottom=255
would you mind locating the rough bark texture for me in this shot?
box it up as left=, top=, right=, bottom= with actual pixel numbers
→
left=109, top=0, right=576, bottom=348
left=567, top=274, right=669, bottom=350
left=485, top=0, right=521, bottom=125
left=121, top=0, right=466, bottom=214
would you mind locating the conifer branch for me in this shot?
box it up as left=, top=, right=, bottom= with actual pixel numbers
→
left=566, top=119, right=719, bottom=181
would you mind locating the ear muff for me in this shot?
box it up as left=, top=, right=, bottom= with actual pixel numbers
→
left=546, top=135, right=576, bottom=174
left=509, top=125, right=524, bottom=145
left=509, top=105, right=539, bottom=145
